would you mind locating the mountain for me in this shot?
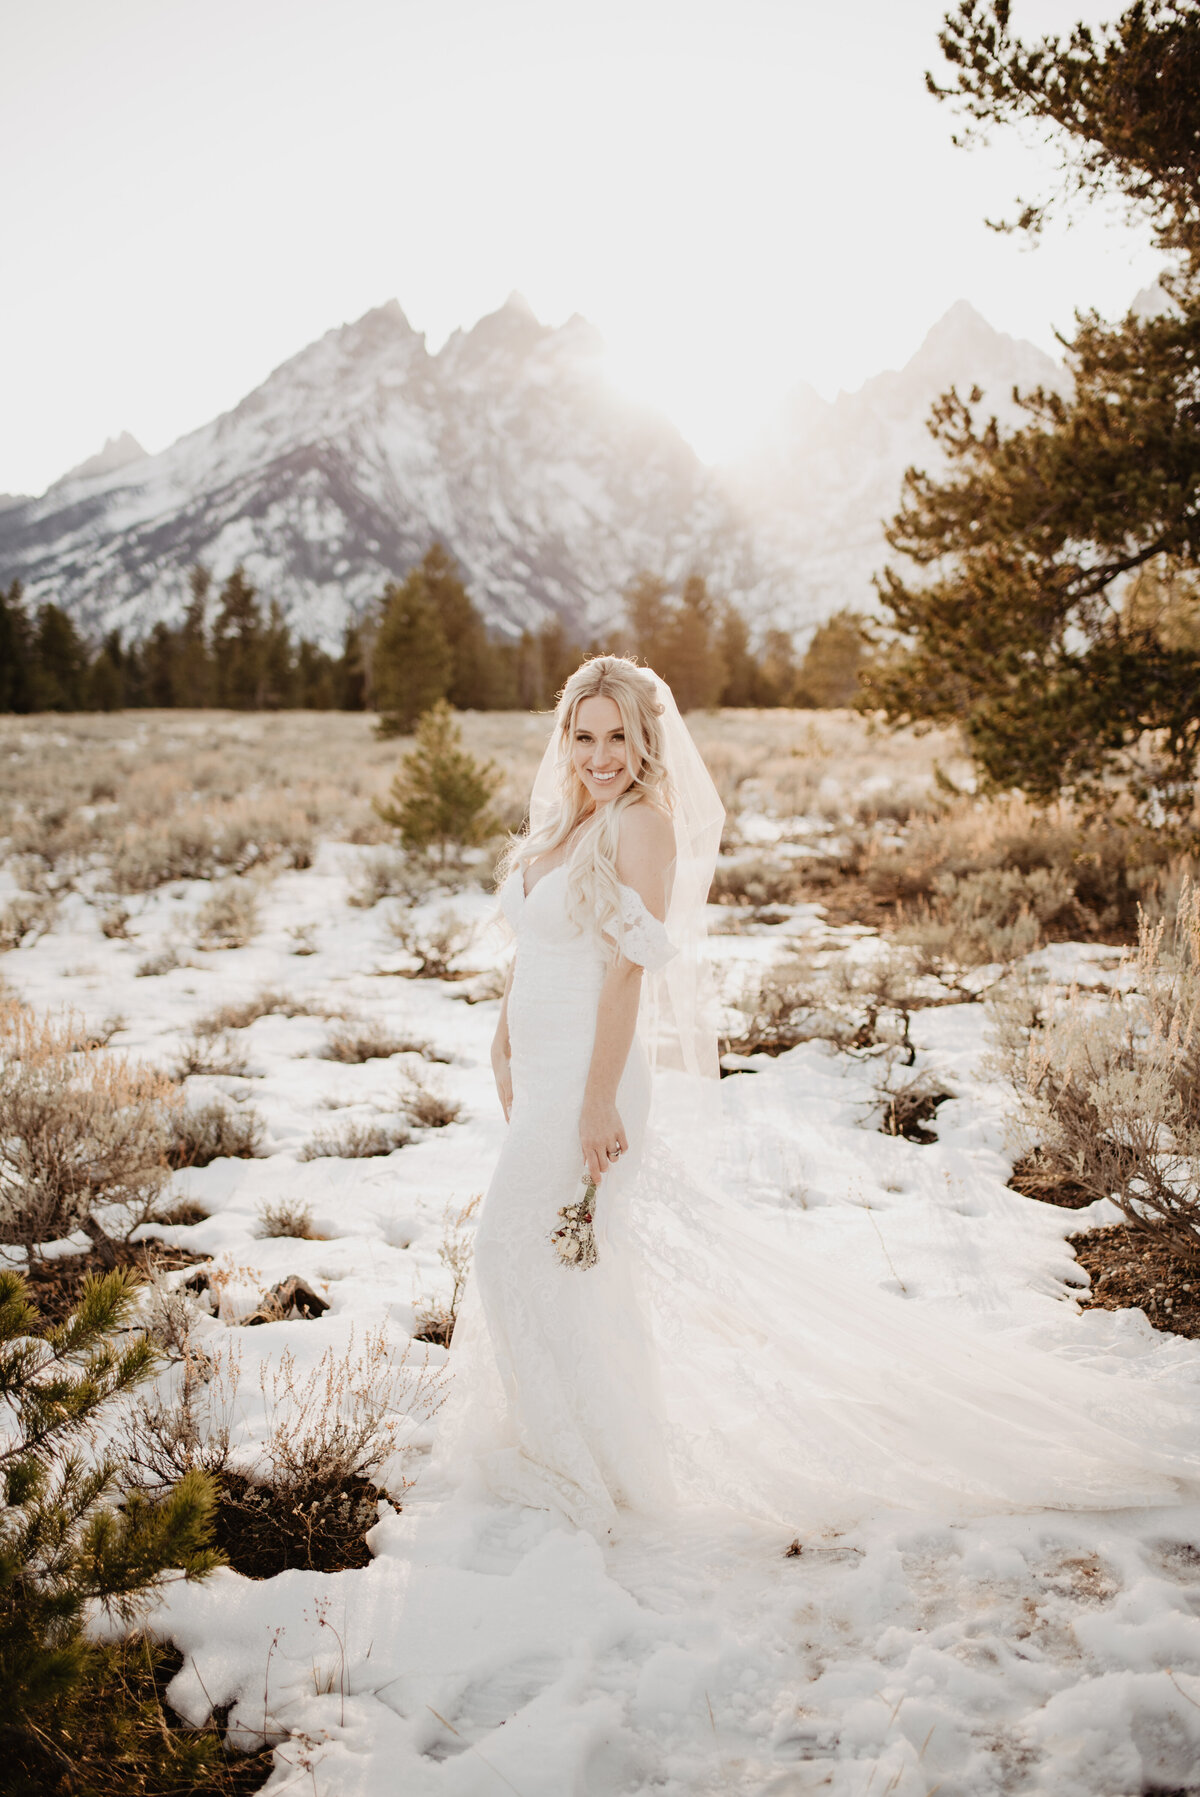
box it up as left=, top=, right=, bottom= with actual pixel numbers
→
left=0, top=297, right=1064, bottom=650
left=0, top=297, right=780, bottom=649
left=723, top=301, right=1067, bottom=624
left=50, top=431, right=148, bottom=489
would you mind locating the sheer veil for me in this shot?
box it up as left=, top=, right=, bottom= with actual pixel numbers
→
left=527, top=664, right=725, bottom=1114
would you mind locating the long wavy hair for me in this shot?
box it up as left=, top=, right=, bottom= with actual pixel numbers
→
left=501, top=656, right=673, bottom=948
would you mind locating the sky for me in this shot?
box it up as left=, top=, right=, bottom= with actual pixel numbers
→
left=1, top=0, right=1162, bottom=495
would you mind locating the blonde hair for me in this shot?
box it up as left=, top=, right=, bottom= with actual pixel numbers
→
left=502, top=656, right=672, bottom=948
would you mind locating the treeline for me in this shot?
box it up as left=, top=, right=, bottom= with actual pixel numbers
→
left=0, top=544, right=869, bottom=720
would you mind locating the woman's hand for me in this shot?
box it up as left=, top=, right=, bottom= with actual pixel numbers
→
left=491, top=1035, right=513, bottom=1121
left=580, top=1096, right=627, bottom=1184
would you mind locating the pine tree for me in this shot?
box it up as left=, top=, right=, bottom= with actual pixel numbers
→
left=0, top=580, right=34, bottom=713
left=717, top=603, right=761, bottom=707
left=259, top=599, right=296, bottom=708
left=30, top=605, right=89, bottom=711
left=175, top=565, right=214, bottom=708
left=662, top=574, right=725, bottom=711
left=795, top=611, right=870, bottom=708
left=374, top=699, right=502, bottom=863
left=87, top=630, right=128, bottom=711
left=759, top=628, right=800, bottom=706
left=866, top=1, right=1200, bottom=806
left=624, top=571, right=673, bottom=672
left=140, top=620, right=178, bottom=708
left=371, top=569, right=453, bottom=737
left=211, top=566, right=263, bottom=710
left=0, top=1269, right=219, bottom=1752
left=418, top=543, right=494, bottom=710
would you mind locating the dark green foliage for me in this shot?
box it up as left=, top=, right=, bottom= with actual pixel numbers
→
left=31, top=605, right=90, bottom=711
left=0, top=580, right=34, bottom=713
left=422, top=543, right=495, bottom=709
left=374, top=698, right=502, bottom=861
left=663, top=575, right=725, bottom=710
left=866, top=2, right=1200, bottom=807
left=372, top=562, right=454, bottom=737
left=795, top=611, right=871, bottom=708
left=0, top=1268, right=219, bottom=1762
left=931, top=0, right=1200, bottom=265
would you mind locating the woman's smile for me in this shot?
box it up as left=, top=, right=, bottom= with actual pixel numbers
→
left=573, top=694, right=634, bottom=803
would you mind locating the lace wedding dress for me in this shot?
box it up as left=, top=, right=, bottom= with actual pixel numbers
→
left=433, top=864, right=1199, bottom=1537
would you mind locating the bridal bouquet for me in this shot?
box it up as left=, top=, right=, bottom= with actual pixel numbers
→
left=551, top=1170, right=599, bottom=1269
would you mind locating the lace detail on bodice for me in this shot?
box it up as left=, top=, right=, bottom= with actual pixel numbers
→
left=499, top=866, right=677, bottom=971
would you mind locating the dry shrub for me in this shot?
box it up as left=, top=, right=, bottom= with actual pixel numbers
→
left=385, top=906, right=476, bottom=978
left=99, top=901, right=133, bottom=940
left=193, top=880, right=260, bottom=950
left=414, top=1195, right=481, bottom=1346
left=169, top=1100, right=264, bottom=1168
left=875, top=1068, right=954, bottom=1144
left=287, top=922, right=317, bottom=955
left=401, top=1066, right=461, bottom=1129
left=297, top=1118, right=411, bottom=1161
left=255, top=1198, right=319, bottom=1240
left=0, top=891, right=57, bottom=951
left=895, top=865, right=1080, bottom=970
left=723, top=949, right=927, bottom=1062
left=347, top=848, right=435, bottom=908
left=320, top=1019, right=437, bottom=1064
left=110, top=819, right=219, bottom=893
left=710, top=855, right=803, bottom=909
left=863, top=794, right=1192, bottom=943
left=195, top=987, right=330, bottom=1033
left=0, top=1000, right=183, bottom=1253
left=135, top=943, right=187, bottom=979
left=126, top=1328, right=441, bottom=1577
left=173, top=1026, right=251, bottom=1080
left=994, top=883, right=1200, bottom=1261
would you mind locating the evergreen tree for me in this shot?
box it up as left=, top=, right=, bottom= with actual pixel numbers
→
left=0, top=580, right=33, bottom=713
left=211, top=566, right=263, bottom=709
left=30, top=605, right=89, bottom=711
left=371, top=569, right=452, bottom=736
left=175, top=564, right=213, bottom=707
left=866, top=1, right=1200, bottom=805
left=662, top=574, right=724, bottom=710
left=795, top=611, right=871, bottom=708
left=624, top=571, right=673, bottom=672
left=759, top=628, right=800, bottom=706
left=140, top=620, right=178, bottom=708
left=260, top=599, right=296, bottom=708
left=296, top=637, right=337, bottom=708
left=374, top=699, right=502, bottom=862
left=419, top=543, right=494, bottom=710
left=87, top=630, right=128, bottom=711
left=0, top=1269, right=218, bottom=1757
left=717, top=603, right=761, bottom=707
left=337, top=620, right=369, bottom=710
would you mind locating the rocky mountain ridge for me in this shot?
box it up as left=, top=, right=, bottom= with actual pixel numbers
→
left=0, top=295, right=1063, bottom=649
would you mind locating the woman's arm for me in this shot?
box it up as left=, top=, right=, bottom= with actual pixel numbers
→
left=579, top=804, right=675, bottom=1183
left=491, top=960, right=515, bottom=1120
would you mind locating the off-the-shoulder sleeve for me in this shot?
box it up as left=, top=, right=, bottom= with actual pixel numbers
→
left=616, top=883, right=678, bottom=973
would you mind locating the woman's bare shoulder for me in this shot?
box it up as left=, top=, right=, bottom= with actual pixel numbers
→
left=619, top=798, right=674, bottom=856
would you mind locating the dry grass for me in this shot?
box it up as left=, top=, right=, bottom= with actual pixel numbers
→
left=195, top=987, right=333, bottom=1033
left=385, top=906, right=477, bottom=978
left=169, top=1099, right=264, bottom=1167
left=320, top=1019, right=439, bottom=1063
left=193, top=879, right=261, bottom=950
left=0, top=890, right=57, bottom=950
left=991, top=883, right=1200, bottom=1261
left=255, top=1197, right=320, bottom=1239
left=172, top=1024, right=251, bottom=1079
left=297, top=1118, right=412, bottom=1160
left=0, top=999, right=183, bottom=1252
left=413, top=1195, right=481, bottom=1346
left=400, top=1065, right=461, bottom=1129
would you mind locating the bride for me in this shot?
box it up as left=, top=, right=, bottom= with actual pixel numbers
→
left=433, top=656, right=1198, bottom=1538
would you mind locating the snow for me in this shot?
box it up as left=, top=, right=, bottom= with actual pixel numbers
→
left=4, top=846, right=1200, bottom=1795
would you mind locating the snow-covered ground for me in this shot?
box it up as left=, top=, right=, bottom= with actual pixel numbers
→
left=4, top=843, right=1200, bottom=1797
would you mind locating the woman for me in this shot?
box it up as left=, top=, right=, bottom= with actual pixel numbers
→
left=435, top=656, right=1198, bottom=1538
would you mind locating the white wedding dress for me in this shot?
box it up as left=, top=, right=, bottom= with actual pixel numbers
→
left=433, top=863, right=1199, bottom=1537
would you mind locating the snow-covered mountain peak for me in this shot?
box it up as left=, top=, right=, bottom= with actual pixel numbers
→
left=50, top=430, right=147, bottom=491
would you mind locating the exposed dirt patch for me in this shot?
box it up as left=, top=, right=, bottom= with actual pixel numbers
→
left=213, top=1470, right=395, bottom=1578
left=1008, top=1149, right=1096, bottom=1209
left=23, top=1239, right=209, bottom=1328
left=1071, top=1226, right=1200, bottom=1340
left=879, top=1084, right=953, bottom=1145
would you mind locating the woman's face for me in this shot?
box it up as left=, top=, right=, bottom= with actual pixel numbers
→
left=571, top=694, right=635, bottom=806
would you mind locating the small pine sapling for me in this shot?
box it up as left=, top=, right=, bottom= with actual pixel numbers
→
left=374, top=700, right=502, bottom=866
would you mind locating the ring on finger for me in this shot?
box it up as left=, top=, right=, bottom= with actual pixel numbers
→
left=608, top=1144, right=622, bottom=1161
